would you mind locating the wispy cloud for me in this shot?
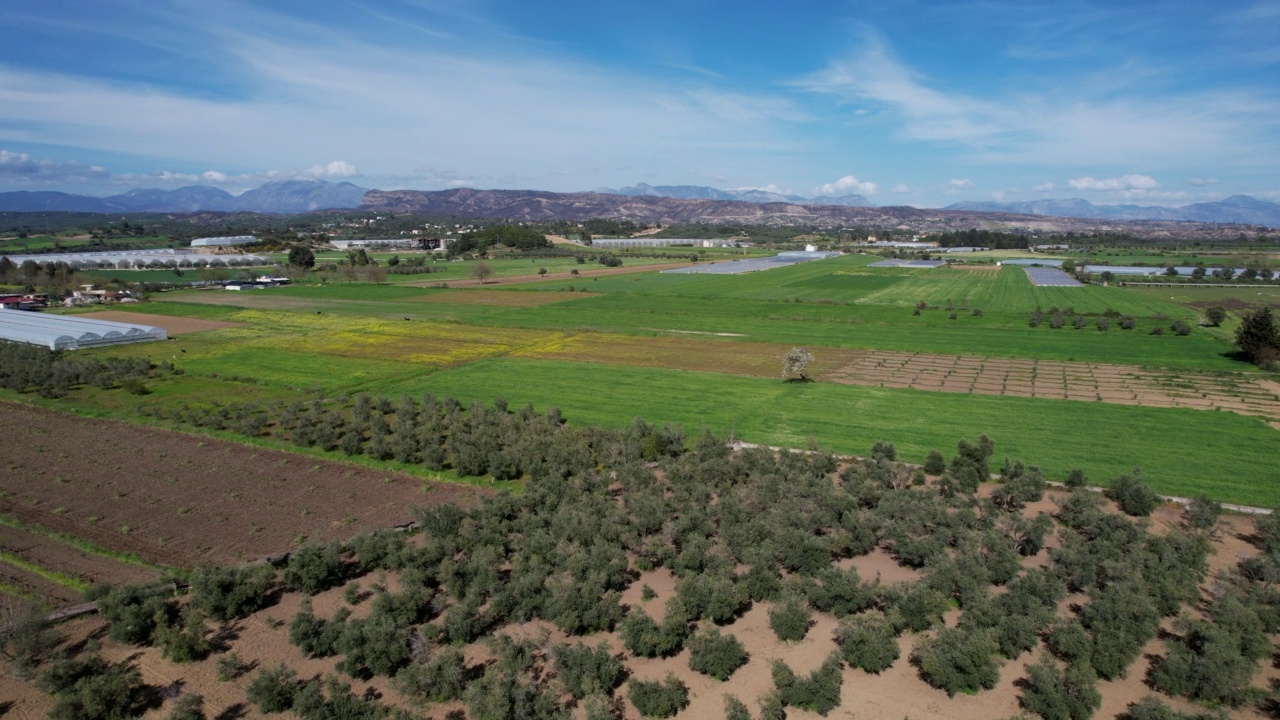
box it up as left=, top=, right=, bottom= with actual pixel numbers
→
left=0, top=149, right=108, bottom=185
left=794, top=30, right=1280, bottom=170
left=1187, top=177, right=1220, bottom=187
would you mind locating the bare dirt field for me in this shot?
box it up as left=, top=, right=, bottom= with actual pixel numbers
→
left=78, top=310, right=244, bottom=335
left=0, top=401, right=491, bottom=569
left=825, top=349, right=1280, bottom=423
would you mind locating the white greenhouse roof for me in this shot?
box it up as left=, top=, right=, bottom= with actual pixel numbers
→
left=190, top=235, right=258, bottom=247
left=0, top=309, right=168, bottom=350
left=0, top=248, right=273, bottom=268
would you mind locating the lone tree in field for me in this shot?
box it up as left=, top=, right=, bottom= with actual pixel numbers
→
left=288, top=244, right=315, bottom=270
left=782, top=347, right=815, bottom=382
left=1234, top=307, right=1279, bottom=367
left=471, top=261, right=493, bottom=284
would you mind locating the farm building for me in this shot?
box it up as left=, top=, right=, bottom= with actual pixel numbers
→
left=0, top=309, right=167, bottom=350
left=190, top=235, right=258, bottom=247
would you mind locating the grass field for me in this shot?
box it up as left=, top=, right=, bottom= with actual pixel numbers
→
left=45, top=247, right=1279, bottom=506
left=405, top=358, right=1280, bottom=506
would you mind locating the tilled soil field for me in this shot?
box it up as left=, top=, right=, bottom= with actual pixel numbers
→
left=0, top=523, right=160, bottom=605
left=0, top=401, right=491, bottom=568
left=825, top=349, right=1280, bottom=422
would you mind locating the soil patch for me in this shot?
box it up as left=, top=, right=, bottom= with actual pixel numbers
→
left=78, top=310, right=244, bottom=335
left=404, top=289, right=583, bottom=307
left=825, top=350, right=1280, bottom=423
left=0, top=401, right=491, bottom=567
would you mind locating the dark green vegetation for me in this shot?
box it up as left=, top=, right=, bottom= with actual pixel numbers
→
left=5, top=403, right=1279, bottom=720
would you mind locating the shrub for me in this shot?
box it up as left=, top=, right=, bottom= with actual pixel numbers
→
left=282, top=542, right=346, bottom=595
left=1150, top=325, right=1164, bottom=336
left=47, top=661, right=152, bottom=720
left=1073, top=316, right=1088, bottom=329
left=96, top=585, right=175, bottom=646
left=552, top=641, right=624, bottom=699
left=725, top=696, right=752, bottom=720
left=1106, top=469, right=1159, bottom=517
left=1045, top=619, right=1091, bottom=663
left=1018, top=658, right=1101, bottom=720
left=167, top=693, right=206, bottom=720
left=189, top=564, right=275, bottom=621
left=155, top=608, right=213, bottom=663
left=1064, top=468, right=1087, bottom=489
left=1184, top=494, right=1221, bottom=531
left=911, top=627, right=1002, bottom=696
left=628, top=674, right=688, bottom=718
left=1171, top=319, right=1191, bottom=336
left=392, top=646, right=467, bottom=704
left=836, top=612, right=900, bottom=673
left=771, top=653, right=843, bottom=716
left=687, top=629, right=748, bottom=681
left=215, top=653, right=247, bottom=682
left=246, top=663, right=299, bottom=713
left=923, top=450, right=946, bottom=475
left=1049, top=312, right=1066, bottom=329
left=1205, top=306, right=1226, bottom=326
left=768, top=597, right=811, bottom=642
left=1096, top=316, right=1111, bottom=331
left=1120, top=695, right=1231, bottom=720
left=1029, top=311, right=1043, bottom=327
left=1120, top=315, right=1136, bottom=329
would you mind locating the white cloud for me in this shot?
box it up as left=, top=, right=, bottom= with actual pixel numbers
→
left=814, top=175, right=878, bottom=196
left=1033, top=182, right=1056, bottom=192
left=1187, top=177, right=1220, bottom=186
left=202, top=170, right=229, bottom=183
left=1067, top=174, right=1159, bottom=191
left=891, top=183, right=910, bottom=193
left=948, top=178, right=974, bottom=189
left=0, top=149, right=109, bottom=184
left=991, top=191, right=1005, bottom=201
left=308, top=160, right=360, bottom=178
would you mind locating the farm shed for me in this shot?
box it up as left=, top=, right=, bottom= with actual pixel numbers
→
left=0, top=309, right=167, bottom=350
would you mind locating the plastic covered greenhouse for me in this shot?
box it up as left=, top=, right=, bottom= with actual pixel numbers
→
left=0, top=310, right=168, bottom=350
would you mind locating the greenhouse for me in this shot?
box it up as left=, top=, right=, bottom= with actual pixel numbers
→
left=0, top=310, right=168, bottom=350
left=0, top=248, right=273, bottom=269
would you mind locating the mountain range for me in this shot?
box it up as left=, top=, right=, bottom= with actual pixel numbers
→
left=0, top=179, right=368, bottom=214
left=0, top=178, right=1277, bottom=229
left=598, top=182, right=873, bottom=207
left=358, top=188, right=1269, bottom=240
left=944, top=195, right=1280, bottom=227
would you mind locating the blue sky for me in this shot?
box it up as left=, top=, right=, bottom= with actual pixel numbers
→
left=0, top=0, right=1278, bottom=207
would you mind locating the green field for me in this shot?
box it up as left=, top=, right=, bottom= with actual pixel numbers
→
left=44, top=249, right=1280, bottom=506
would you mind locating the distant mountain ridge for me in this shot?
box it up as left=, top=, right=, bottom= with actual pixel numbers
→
left=359, top=188, right=1269, bottom=240
left=0, top=179, right=368, bottom=214
left=598, top=182, right=873, bottom=207
left=944, top=195, right=1280, bottom=227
